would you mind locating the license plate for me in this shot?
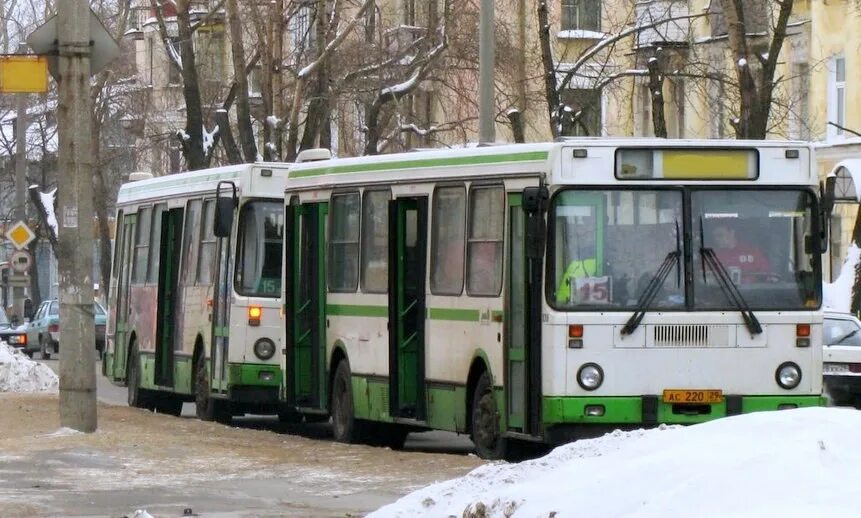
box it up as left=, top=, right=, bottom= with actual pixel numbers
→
left=662, top=389, right=723, bottom=404
left=824, top=363, right=850, bottom=374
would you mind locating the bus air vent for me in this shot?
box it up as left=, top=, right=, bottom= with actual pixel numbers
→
left=650, top=325, right=730, bottom=348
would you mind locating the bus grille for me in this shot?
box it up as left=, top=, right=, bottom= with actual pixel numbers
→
left=651, top=325, right=729, bottom=348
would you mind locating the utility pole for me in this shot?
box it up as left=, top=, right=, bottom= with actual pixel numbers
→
left=478, top=0, right=495, bottom=144
left=57, top=0, right=97, bottom=432
left=14, top=90, right=27, bottom=317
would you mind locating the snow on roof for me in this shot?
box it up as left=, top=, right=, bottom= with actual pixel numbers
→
left=373, top=408, right=861, bottom=517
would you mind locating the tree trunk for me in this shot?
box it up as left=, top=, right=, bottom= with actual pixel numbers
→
left=273, top=0, right=286, bottom=158
left=508, top=110, right=525, bottom=143
left=647, top=57, right=668, bottom=138
left=176, top=1, right=207, bottom=170
left=227, top=0, right=258, bottom=162
left=537, top=0, right=560, bottom=138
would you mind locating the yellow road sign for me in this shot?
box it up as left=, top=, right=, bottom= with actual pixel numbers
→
left=0, top=56, right=48, bottom=93
left=6, top=221, right=36, bottom=250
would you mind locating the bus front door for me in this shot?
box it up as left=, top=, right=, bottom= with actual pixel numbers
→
left=211, top=218, right=232, bottom=395
left=388, top=197, right=428, bottom=420
left=286, top=202, right=327, bottom=410
left=112, top=215, right=136, bottom=381
left=155, top=208, right=183, bottom=387
left=507, top=191, right=544, bottom=436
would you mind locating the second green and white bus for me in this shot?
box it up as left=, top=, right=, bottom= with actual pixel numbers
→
left=105, top=163, right=288, bottom=420
left=276, top=139, right=827, bottom=458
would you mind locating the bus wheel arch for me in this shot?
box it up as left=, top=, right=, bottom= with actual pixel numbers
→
left=467, top=354, right=506, bottom=460
left=327, top=342, right=349, bottom=407
left=466, top=354, right=492, bottom=435
left=125, top=331, right=138, bottom=380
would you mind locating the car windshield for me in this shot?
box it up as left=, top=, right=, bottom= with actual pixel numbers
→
left=94, top=302, right=106, bottom=316
left=825, top=317, right=861, bottom=346
left=0, top=307, right=9, bottom=326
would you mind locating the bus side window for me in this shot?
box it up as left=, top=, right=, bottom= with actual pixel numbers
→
left=132, top=206, right=152, bottom=285
left=430, top=185, right=466, bottom=296
left=197, top=199, right=217, bottom=286
left=361, top=189, right=391, bottom=293
left=182, top=199, right=202, bottom=285
left=328, top=192, right=360, bottom=292
left=466, top=184, right=504, bottom=296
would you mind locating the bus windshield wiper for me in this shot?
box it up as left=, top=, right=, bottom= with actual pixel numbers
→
left=622, top=221, right=681, bottom=336
left=698, top=218, right=762, bottom=335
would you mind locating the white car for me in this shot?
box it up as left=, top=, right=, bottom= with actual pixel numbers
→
left=823, top=311, right=861, bottom=406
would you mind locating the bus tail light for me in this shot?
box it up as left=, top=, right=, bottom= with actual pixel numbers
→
left=796, top=324, right=810, bottom=347
left=248, top=306, right=262, bottom=326
left=568, top=325, right=583, bottom=349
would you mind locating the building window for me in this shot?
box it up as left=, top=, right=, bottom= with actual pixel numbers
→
left=561, top=0, right=600, bottom=32
left=828, top=56, right=846, bottom=139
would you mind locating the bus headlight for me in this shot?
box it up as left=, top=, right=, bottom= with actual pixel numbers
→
left=775, top=362, right=801, bottom=390
left=253, top=338, right=276, bottom=360
left=577, top=363, right=603, bottom=391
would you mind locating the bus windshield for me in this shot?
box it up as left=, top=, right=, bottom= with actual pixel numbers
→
left=551, top=189, right=685, bottom=310
left=235, top=200, right=283, bottom=297
left=693, top=189, right=819, bottom=311
left=550, top=188, right=820, bottom=311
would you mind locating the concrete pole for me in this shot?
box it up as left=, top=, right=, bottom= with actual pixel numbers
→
left=478, top=0, right=495, bottom=144
left=14, top=92, right=26, bottom=317
left=57, top=0, right=97, bottom=432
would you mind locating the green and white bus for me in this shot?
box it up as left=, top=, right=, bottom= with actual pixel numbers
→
left=105, top=163, right=288, bottom=421
left=278, top=139, right=827, bottom=459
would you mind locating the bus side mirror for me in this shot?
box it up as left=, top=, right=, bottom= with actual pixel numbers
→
left=523, top=186, right=549, bottom=259
left=214, top=181, right=238, bottom=238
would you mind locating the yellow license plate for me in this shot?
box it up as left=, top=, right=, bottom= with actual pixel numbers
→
left=662, top=389, right=723, bottom=404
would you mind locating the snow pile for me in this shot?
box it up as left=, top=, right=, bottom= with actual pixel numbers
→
left=372, top=408, right=861, bottom=517
left=0, top=342, right=59, bottom=393
left=824, top=243, right=861, bottom=312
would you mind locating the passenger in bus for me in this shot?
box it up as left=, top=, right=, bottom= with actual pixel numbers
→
left=555, top=257, right=598, bottom=304
left=710, top=222, right=775, bottom=283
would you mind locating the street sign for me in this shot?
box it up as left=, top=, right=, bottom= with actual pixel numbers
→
left=9, top=250, right=31, bottom=274
left=26, top=8, right=120, bottom=80
left=5, top=221, right=36, bottom=250
left=0, top=56, right=49, bottom=93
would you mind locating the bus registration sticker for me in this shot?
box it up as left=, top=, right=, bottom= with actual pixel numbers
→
left=662, top=389, right=723, bottom=404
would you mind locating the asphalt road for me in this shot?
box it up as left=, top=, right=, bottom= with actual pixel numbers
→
left=39, top=357, right=477, bottom=455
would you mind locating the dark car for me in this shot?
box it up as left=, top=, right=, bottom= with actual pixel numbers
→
left=823, top=311, right=861, bottom=406
left=0, top=306, right=29, bottom=354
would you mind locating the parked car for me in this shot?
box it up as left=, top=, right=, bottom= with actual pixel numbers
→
left=823, top=311, right=861, bottom=406
left=0, top=306, right=28, bottom=353
left=25, top=299, right=107, bottom=359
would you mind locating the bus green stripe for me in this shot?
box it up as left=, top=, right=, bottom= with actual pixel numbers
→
left=290, top=151, right=550, bottom=178
left=326, top=304, right=388, bottom=317
left=427, top=308, right=480, bottom=321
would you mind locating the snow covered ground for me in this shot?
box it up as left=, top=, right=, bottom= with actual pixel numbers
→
left=373, top=407, right=861, bottom=518
left=0, top=342, right=58, bottom=392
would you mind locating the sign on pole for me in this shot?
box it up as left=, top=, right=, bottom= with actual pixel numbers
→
left=26, top=8, right=120, bottom=80
left=5, top=221, right=36, bottom=250
left=9, top=250, right=32, bottom=274
left=0, top=56, right=49, bottom=93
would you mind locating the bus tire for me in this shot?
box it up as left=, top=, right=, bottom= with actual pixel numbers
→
left=331, top=360, right=360, bottom=443
left=127, top=343, right=152, bottom=410
left=195, top=356, right=231, bottom=424
left=471, top=371, right=506, bottom=460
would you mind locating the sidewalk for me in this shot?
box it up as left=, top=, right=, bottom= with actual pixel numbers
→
left=0, top=394, right=482, bottom=517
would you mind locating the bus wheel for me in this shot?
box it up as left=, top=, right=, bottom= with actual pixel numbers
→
left=471, top=371, right=506, bottom=460
left=127, top=343, right=151, bottom=410
left=194, top=356, right=230, bottom=424
left=331, top=360, right=360, bottom=443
